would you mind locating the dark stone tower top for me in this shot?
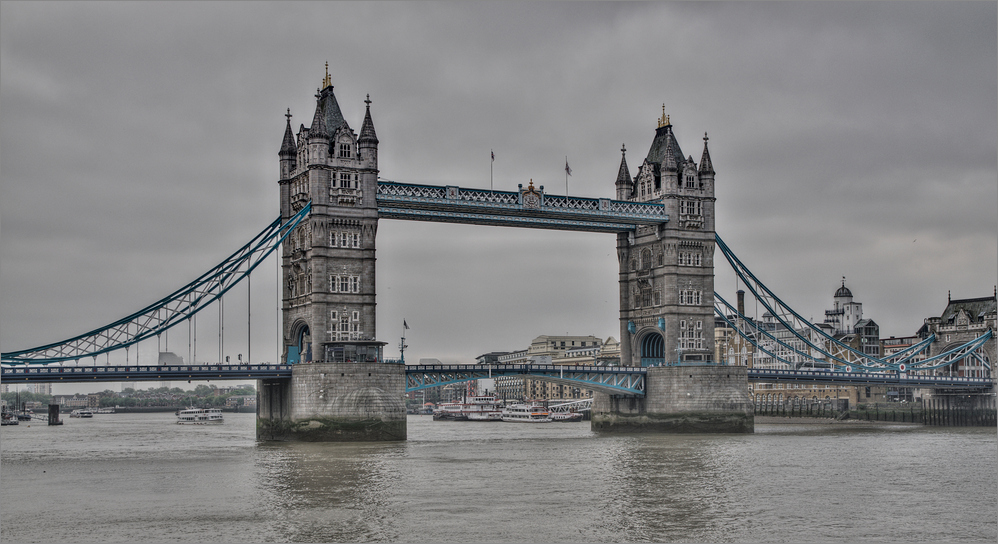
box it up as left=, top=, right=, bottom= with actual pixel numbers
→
left=644, top=107, right=686, bottom=172
left=359, top=95, right=379, bottom=146
left=615, top=144, right=632, bottom=200
left=699, top=132, right=714, bottom=176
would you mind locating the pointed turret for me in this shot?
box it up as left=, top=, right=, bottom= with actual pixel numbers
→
left=309, top=89, right=329, bottom=141
left=359, top=94, right=379, bottom=145
left=279, top=108, right=297, bottom=180
left=615, top=144, right=633, bottom=200
left=699, top=132, right=714, bottom=176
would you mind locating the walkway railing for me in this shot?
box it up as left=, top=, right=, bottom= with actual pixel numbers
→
left=376, top=181, right=667, bottom=232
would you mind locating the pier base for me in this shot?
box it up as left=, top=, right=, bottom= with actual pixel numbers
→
left=257, top=362, right=406, bottom=442
left=592, top=365, right=754, bottom=433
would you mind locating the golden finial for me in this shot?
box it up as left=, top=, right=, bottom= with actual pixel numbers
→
left=322, top=62, right=332, bottom=89
left=657, top=104, right=670, bottom=128
left=528, top=179, right=535, bottom=191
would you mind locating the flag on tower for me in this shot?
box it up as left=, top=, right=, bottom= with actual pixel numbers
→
left=565, top=159, right=572, bottom=176
left=403, top=320, right=409, bottom=330
left=491, top=150, right=495, bottom=162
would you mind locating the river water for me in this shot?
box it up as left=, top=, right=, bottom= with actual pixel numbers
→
left=1, top=413, right=995, bottom=543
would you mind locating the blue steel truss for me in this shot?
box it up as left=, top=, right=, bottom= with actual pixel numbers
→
left=714, top=234, right=994, bottom=374
left=404, top=364, right=647, bottom=396
left=1, top=204, right=312, bottom=365
left=1, top=363, right=292, bottom=383
left=376, top=181, right=667, bottom=232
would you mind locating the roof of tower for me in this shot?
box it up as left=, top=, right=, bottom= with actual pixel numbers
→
left=646, top=124, right=684, bottom=171
left=835, top=277, right=852, bottom=298
left=645, top=107, right=685, bottom=169
left=279, top=109, right=296, bottom=157
left=615, top=144, right=631, bottom=186
left=699, top=132, right=714, bottom=175
left=359, top=94, right=378, bottom=144
left=310, top=83, right=351, bottom=139
left=940, top=295, right=997, bottom=324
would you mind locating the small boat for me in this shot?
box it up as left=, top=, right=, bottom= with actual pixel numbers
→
left=176, top=407, right=224, bottom=425
left=501, top=404, right=552, bottom=423
left=70, top=409, right=94, bottom=418
left=1, top=412, right=18, bottom=426
left=95, top=407, right=115, bottom=414
left=551, top=412, right=584, bottom=422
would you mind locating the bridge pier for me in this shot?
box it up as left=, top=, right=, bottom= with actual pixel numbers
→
left=591, top=365, right=754, bottom=433
left=256, top=362, right=406, bottom=441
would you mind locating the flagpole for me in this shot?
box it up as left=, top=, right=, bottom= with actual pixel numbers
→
left=490, top=149, right=494, bottom=193
left=400, top=320, right=408, bottom=364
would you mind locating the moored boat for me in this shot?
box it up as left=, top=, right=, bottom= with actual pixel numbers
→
left=551, top=411, right=584, bottom=422
left=432, top=396, right=504, bottom=421
left=501, top=403, right=552, bottom=423
left=176, top=407, right=224, bottom=425
left=70, top=409, right=94, bottom=418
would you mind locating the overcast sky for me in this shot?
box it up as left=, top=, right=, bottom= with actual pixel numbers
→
left=2, top=1, right=996, bottom=392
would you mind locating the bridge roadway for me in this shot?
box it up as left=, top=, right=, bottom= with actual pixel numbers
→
left=2, top=363, right=990, bottom=392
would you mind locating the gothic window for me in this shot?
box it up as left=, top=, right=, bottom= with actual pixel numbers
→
left=657, top=252, right=664, bottom=266
left=339, top=143, right=351, bottom=158
left=351, top=232, right=360, bottom=248
left=338, top=232, right=348, bottom=247
left=653, top=291, right=661, bottom=306
left=641, top=249, right=652, bottom=270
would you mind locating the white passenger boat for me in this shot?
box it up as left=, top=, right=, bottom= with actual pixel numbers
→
left=176, top=408, right=224, bottom=425
left=70, top=409, right=94, bottom=418
left=432, top=396, right=503, bottom=421
left=551, top=412, right=584, bottom=422
left=465, top=396, right=503, bottom=421
left=501, top=404, right=552, bottom=423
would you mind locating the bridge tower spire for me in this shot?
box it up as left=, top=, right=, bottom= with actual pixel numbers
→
left=278, top=69, right=382, bottom=367
left=617, top=113, right=716, bottom=367
left=263, top=68, right=402, bottom=442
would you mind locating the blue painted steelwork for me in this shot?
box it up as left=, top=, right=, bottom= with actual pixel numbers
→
left=1, top=203, right=313, bottom=365
left=748, top=368, right=993, bottom=390
left=404, top=364, right=647, bottom=396
left=1, top=363, right=292, bottom=383
left=376, top=180, right=667, bottom=232
left=715, top=234, right=993, bottom=373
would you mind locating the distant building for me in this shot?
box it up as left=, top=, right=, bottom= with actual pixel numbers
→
left=918, top=290, right=996, bottom=380
left=493, top=335, right=615, bottom=401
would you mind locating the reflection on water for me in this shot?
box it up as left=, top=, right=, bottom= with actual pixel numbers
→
left=1, top=414, right=995, bottom=543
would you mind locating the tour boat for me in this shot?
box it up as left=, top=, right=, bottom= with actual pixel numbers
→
left=176, top=408, right=224, bottom=425
left=501, top=404, right=552, bottom=423
left=70, top=409, right=94, bottom=418
left=432, top=396, right=503, bottom=421
left=464, top=396, right=503, bottom=421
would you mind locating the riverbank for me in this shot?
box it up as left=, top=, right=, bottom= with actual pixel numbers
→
left=754, top=415, right=919, bottom=426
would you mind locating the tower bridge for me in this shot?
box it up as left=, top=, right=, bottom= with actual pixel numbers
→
left=3, top=69, right=993, bottom=440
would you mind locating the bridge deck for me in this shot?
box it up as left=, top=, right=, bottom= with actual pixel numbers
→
left=3, top=364, right=989, bottom=391
left=376, top=181, right=668, bottom=232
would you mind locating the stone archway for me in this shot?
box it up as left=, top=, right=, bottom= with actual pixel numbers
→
left=639, top=331, right=665, bottom=367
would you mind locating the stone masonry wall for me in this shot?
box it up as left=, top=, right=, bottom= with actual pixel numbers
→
left=592, top=365, right=753, bottom=433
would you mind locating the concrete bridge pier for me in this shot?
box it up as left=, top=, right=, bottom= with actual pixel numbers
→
left=591, top=365, right=754, bottom=433
left=257, top=363, right=406, bottom=441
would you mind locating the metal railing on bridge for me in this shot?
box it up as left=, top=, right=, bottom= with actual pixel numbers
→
left=747, top=368, right=994, bottom=389
left=1, top=363, right=292, bottom=383
left=376, top=180, right=667, bottom=232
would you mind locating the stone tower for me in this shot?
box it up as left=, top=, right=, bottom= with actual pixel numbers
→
left=277, top=66, right=383, bottom=365
left=616, top=109, right=716, bottom=366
